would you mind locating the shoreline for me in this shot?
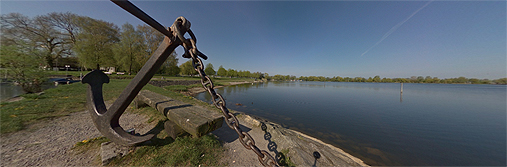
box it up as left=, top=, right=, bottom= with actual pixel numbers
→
left=189, top=81, right=369, bottom=166
left=184, top=80, right=263, bottom=96
left=238, top=113, right=368, bottom=166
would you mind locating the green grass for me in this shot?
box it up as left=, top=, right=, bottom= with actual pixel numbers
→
left=164, top=84, right=201, bottom=91
left=72, top=136, right=110, bottom=154
left=278, top=148, right=296, bottom=166
left=107, top=125, right=223, bottom=166
left=46, top=70, right=87, bottom=76
left=111, top=99, right=224, bottom=166
left=0, top=79, right=132, bottom=134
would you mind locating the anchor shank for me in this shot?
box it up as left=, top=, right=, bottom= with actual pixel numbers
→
left=107, top=37, right=179, bottom=122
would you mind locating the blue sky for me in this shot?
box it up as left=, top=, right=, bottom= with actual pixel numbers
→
left=2, top=0, right=505, bottom=79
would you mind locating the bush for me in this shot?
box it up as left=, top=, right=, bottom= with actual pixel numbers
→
left=0, top=45, right=47, bottom=93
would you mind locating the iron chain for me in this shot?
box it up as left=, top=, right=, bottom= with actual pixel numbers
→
left=172, top=17, right=278, bottom=167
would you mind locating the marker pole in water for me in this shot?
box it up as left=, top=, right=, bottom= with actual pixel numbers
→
left=400, top=83, right=403, bottom=103
left=401, top=83, right=403, bottom=93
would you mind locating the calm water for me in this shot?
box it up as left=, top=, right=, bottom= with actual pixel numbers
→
left=196, top=82, right=506, bottom=166
left=1, top=81, right=57, bottom=101
left=0, top=83, right=25, bottom=101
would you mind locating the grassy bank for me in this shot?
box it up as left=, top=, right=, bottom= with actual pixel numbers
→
left=0, top=76, right=254, bottom=134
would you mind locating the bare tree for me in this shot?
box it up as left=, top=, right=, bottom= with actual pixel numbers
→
left=1, top=12, right=79, bottom=68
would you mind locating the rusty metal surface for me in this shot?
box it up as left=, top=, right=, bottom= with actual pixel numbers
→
left=111, top=0, right=172, bottom=37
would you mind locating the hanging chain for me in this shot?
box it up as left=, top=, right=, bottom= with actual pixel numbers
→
left=171, top=17, right=278, bottom=167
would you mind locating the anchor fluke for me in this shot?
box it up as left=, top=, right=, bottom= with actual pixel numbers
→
left=82, top=70, right=154, bottom=146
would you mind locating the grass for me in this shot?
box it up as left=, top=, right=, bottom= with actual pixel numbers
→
left=0, top=75, right=255, bottom=134
left=0, top=79, right=132, bottom=134
left=279, top=148, right=297, bottom=166
left=72, top=136, right=110, bottom=154
left=107, top=127, right=224, bottom=166
left=46, top=70, right=86, bottom=76
left=164, top=84, right=201, bottom=91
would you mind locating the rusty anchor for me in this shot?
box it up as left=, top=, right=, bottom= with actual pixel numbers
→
left=82, top=0, right=203, bottom=146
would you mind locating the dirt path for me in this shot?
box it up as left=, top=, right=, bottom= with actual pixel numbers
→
left=0, top=110, right=154, bottom=166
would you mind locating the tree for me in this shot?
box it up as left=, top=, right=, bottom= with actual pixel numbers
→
left=135, top=24, right=178, bottom=75
left=204, top=63, right=215, bottom=76
left=456, top=77, right=467, bottom=83
left=158, top=51, right=179, bottom=76
left=0, top=44, right=46, bottom=93
left=217, top=65, right=227, bottom=76
left=493, top=78, right=507, bottom=85
left=114, top=23, right=143, bottom=75
left=179, top=60, right=197, bottom=76
left=1, top=12, right=78, bottom=68
left=74, top=17, right=119, bottom=69
left=137, top=24, right=164, bottom=66
left=227, top=68, right=237, bottom=77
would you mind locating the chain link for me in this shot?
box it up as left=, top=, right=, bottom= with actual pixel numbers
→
left=171, top=17, right=278, bottom=167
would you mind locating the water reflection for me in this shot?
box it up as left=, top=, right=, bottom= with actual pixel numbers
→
left=271, top=81, right=297, bottom=87
left=299, top=83, right=326, bottom=88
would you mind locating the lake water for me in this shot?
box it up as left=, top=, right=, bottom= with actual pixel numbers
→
left=195, top=82, right=506, bottom=166
left=0, top=82, right=25, bottom=101
left=0, top=81, right=58, bottom=101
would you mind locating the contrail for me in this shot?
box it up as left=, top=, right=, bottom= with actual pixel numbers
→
left=361, top=1, right=433, bottom=57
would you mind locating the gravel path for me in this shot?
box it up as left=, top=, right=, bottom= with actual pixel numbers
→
left=0, top=109, right=153, bottom=166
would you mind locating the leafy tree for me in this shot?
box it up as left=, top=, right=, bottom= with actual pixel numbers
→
left=114, top=23, right=143, bottom=75
left=468, top=78, right=481, bottom=84
left=252, top=72, right=264, bottom=79
left=456, top=77, right=467, bottom=83
left=416, top=76, right=424, bottom=83
left=1, top=12, right=78, bottom=68
left=227, top=68, right=237, bottom=77
left=137, top=24, right=164, bottom=66
left=134, top=24, right=178, bottom=75
left=158, top=51, right=179, bottom=76
left=217, top=65, right=227, bottom=76
left=204, top=63, right=215, bottom=76
left=179, top=60, right=197, bottom=76
left=492, top=78, right=507, bottom=84
left=74, top=17, right=119, bottom=69
left=0, top=44, right=46, bottom=93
